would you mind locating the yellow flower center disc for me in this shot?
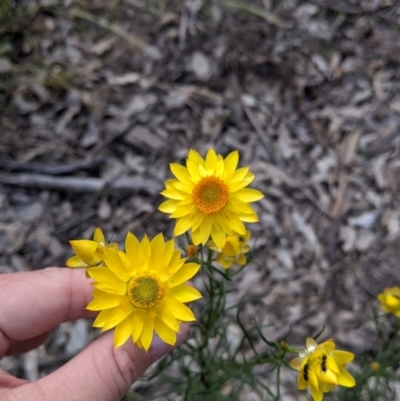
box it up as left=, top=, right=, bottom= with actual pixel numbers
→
left=128, top=274, right=167, bottom=309
left=192, top=177, right=229, bottom=215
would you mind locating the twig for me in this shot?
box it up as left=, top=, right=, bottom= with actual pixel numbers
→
left=0, top=173, right=162, bottom=195
left=0, top=157, right=105, bottom=175
left=221, top=0, right=290, bottom=29
left=68, top=8, right=161, bottom=60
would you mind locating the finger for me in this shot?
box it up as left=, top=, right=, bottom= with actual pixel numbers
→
left=0, top=268, right=94, bottom=356
left=15, top=324, right=190, bottom=401
left=6, top=332, right=50, bottom=356
left=0, top=369, right=27, bottom=388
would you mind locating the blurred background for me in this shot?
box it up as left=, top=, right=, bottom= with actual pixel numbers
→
left=0, top=0, right=400, bottom=398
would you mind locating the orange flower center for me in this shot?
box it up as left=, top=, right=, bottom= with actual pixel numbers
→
left=128, top=274, right=167, bottom=309
left=192, top=177, right=229, bottom=215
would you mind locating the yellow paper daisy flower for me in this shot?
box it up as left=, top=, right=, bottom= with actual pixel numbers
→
left=209, top=231, right=251, bottom=269
left=290, top=338, right=355, bottom=401
left=377, top=286, right=400, bottom=317
left=66, top=227, right=118, bottom=268
left=159, top=149, right=263, bottom=249
left=86, top=232, right=202, bottom=351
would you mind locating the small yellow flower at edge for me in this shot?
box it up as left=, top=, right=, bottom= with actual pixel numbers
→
left=208, top=231, right=251, bottom=269
left=158, top=148, right=263, bottom=249
left=66, top=227, right=118, bottom=268
left=290, top=337, right=355, bottom=401
left=86, top=232, right=202, bottom=351
left=377, top=286, right=400, bottom=317
left=185, top=244, right=198, bottom=258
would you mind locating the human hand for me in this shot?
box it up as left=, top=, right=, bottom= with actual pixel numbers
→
left=0, top=268, right=189, bottom=401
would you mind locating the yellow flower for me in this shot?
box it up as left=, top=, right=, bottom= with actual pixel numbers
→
left=370, top=362, right=380, bottom=372
left=209, top=231, right=251, bottom=269
left=290, top=337, right=355, bottom=401
left=86, top=232, right=202, bottom=351
left=159, top=149, right=263, bottom=249
left=185, top=244, right=198, bottom=258
left=66, top=227, right=118, bottom=268
left=377, top=287, right=400, bottom=317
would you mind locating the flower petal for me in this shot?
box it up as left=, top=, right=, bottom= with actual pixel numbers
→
left=233, top=188, right=264, bottom=202
left=114, top=315, right=133, bottom=347
left=168, top=262, right=201, bottom=287
left=168, top=284, right=202, bottom=303
left=86, top=293, right=125, bottom=311
left=337, top=366, right=356, bottom=388
left=163, top=298, right=196, bottom=321
left=139, top=313, right=154, bottom=351
left=102, top=248, right=132, bottom=282
left=154, top=317, right=177, bottom=346
left=93, top=227, right=105, bottom=244
left=87, top=267, right=127, bottom=295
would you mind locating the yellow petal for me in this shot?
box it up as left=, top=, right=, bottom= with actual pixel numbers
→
left=149, top=233, right=165, bottom=270
left=158, top=199, right=178, bottom=213
left=198, top=217, right=212, bottom=245
left=191, top=228, right=203, bottom=246
left=222, top=238, right=241, bottom=257
left=337, top=366, right=356, bottom=388
left=170, top=204, right=194, bottom=218
left=93, top=308, right=117, bottom=328
left=290, top=357, right=303, bottom=371
left=240, top=213, right=259, bottom=223
left=310, top=385, right=323, bottom=401
left=223, top=150, right=239, bottom=180
left=138, top=235, right=151, bottom=269
left=155, top=303, right=180, bottom=332
left=210, top=226, right=226, bottom=249
left=187, top=159, right=202, bottom=180
left=174, top=216, right=193, bottom=236
left=86, top=293, right=125, bottom=311
left=154, top=317, right=177, bottom=346
left=168, top=284, right=202, bottom=303
left=160, top=187, right=186, bottom=200
left=308, top=369, right=319, bottom=391
left=332, top=350, right=354, bottom=365
left=69, top=240, right=100, bottom=265
left=319, top=339, right=336, bottom=351
left=162, top=258, right=186, bottom=281
left=170, top=163, right=193, bottom=185
left=102, top=248, right=132, bottom=282
left=228, top=173, right=255, bottom=192
left=188, top=149, right=205, bottom=166
left=93, top=227, right=105, bottom=244
left=228, top=167, right=249, bottom=184
left=163, top=298, right=196, bottom=321
left=236, top=253, right=247, bottom=266
left=218, top=254, right=234, bottom=269
left=87, top=267, right=127, bottom=295
left=163, top=239, right=175, bottom=267
left=131, top=309, right=146, bottom=342
left=102, top=298, right=134, bottom=331
left=125, top=231, right=140, bottom=264
left=233, top=188, right=264, bottom=202
left=205, top=148, right=218, bottom=172
left=66, top=255, right=86, bottom=268
left=298, top=370, right=308, bottom=390
left=306, top=337, right=318, bottom=351
left=139, top=313, right=154, bottom=351
left=228, top=218, right=247, bottom=236
left=114, top=315, right=133, bottom=347
left=168, top=262, right=201, bottom=287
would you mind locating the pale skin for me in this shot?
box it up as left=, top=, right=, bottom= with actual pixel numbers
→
left=0, top=268, right=189, bottom=401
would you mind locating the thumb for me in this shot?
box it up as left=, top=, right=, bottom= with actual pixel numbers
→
left=18, top=324, right=190, bottom=401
